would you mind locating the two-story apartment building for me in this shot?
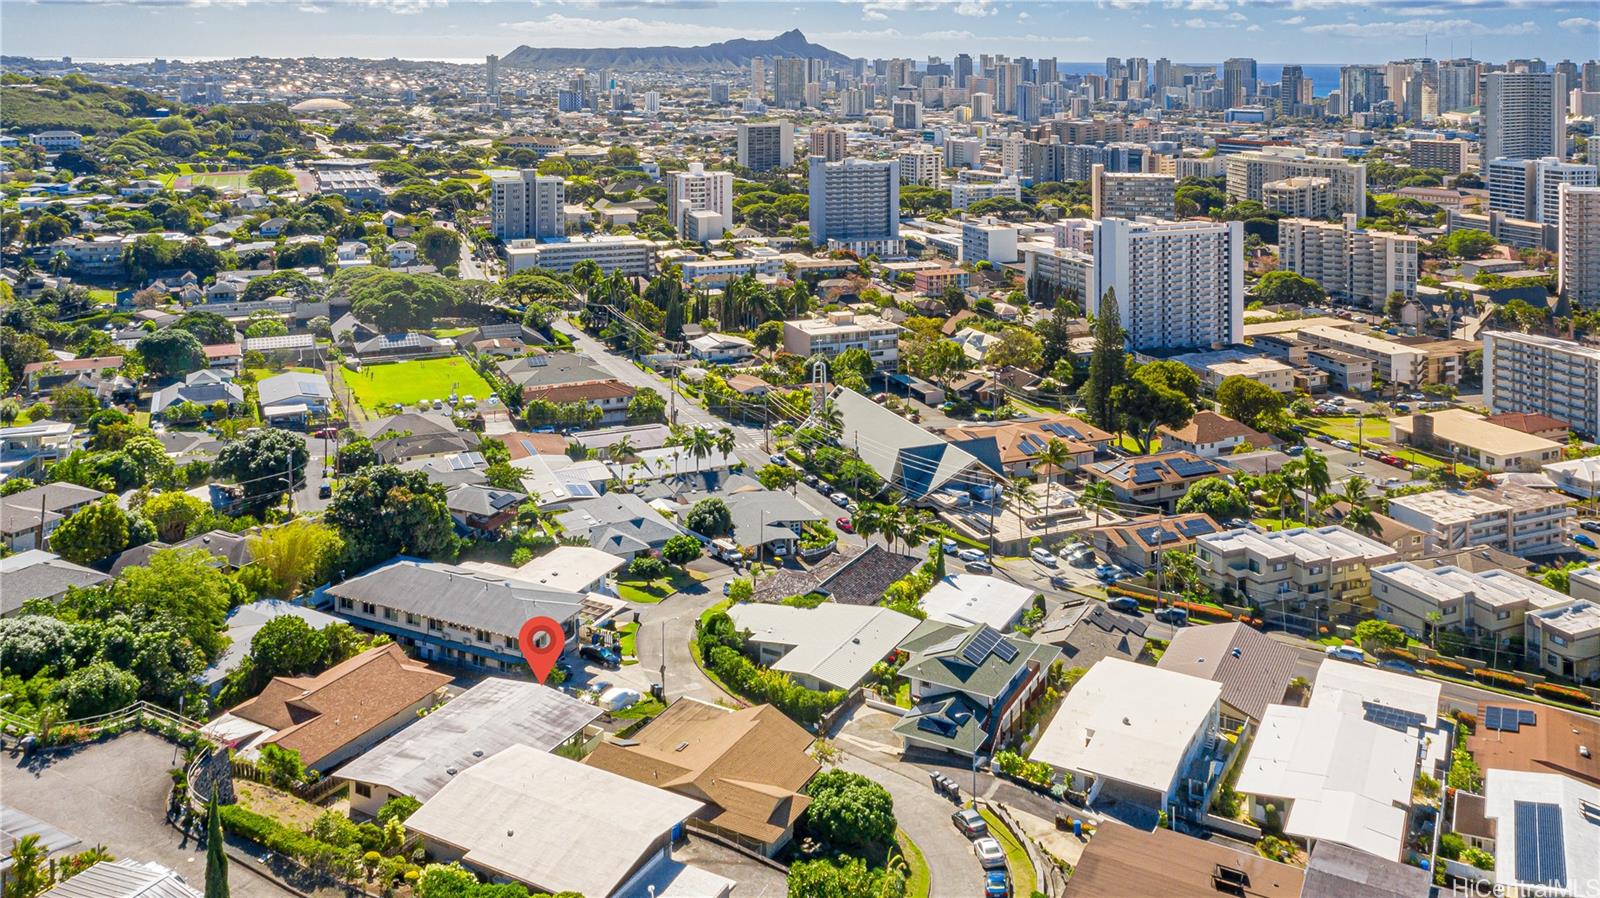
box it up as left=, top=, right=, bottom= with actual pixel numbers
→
left=0, top=420, right=75, bottom=483
left=1084, top=451, right=1226, bottom=513
left=1523, top=599, right=1600, bottom=684
left=1387, top=486, right=1573, bottom=557
left=892, top=621, right=1060, bottom=760
left=782, top=311, right=902, bottom=370
left=327, top=559, right=585, bottom=672
left=938, top=416, right=1114, bottom=482
left=1195, top=526, right=1398, bottom=622
left=1370, top=562, right=1572, bottom=647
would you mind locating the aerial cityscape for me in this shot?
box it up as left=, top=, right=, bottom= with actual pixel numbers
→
left=1, top=1, right=1599, bottom=897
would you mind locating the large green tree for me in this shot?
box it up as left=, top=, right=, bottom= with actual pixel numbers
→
left=1081, top=289, right=1127, bottom=431
left=802, top=769, right=896, bottom=852
left=205, top=792, right=229, bottom=898
left=1115, top=361, right=1200, bottom=453
left=1174, top=477, right=1250, bottom=521
left=136, top=329, right=207, bottom=378
left=49, top=497, right=132, bottom=565
left=215, top=429, right=309, bottom=511
left=1254, top=270, right=1326, bottom=306
left=1216, top=375, right=1286, bottom=432
left=324, top=465, right=457, bottom=570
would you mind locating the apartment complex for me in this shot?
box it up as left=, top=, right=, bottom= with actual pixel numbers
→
left=1481, top=71, right=1566, bottom=170
left=1297, top=324, right=1457, bottom=387
left=807, top=157, right=900, bottom=255
left=1089, top=165, right=1175, bottom=220
left=807, top=125, right=846, bottom=162
left=960, top=217, right=1018, bottom=265
left=737, top=121, right=794, bottom=172
left=1260, top=176, right=1333, bottom=219
left=1386, top=486, right=1573, bottom=557
left=1558, top=185, right=1600, bottom=307
left=504, top=235, right=653, bottom=276
left=1371, top=562, right=1571, bottom=648
left=950, top=177, right=1021, bottom=211
left=1488, top=156, right=1597, bottom=223
left=781, top=311, right=902, bottom=369
left=487, top=169, right=565, bottom=240
left=1277, top=215, right=1418, bottom=308
left=1483, top=331, right=1600, bottom=437
left=1409, top=139, right=1469, bottom=174
left=1091, top=217, right=1243, bottom=351
left=666, top=162, right=734, bottom=242
left=1194, top=526, right=1398, bottom=620
left=1389, top=409, right=1564, bottom=473
left=899, top=148, right=943, bottom=188
left=1224, top=148, right=1368, bottom=215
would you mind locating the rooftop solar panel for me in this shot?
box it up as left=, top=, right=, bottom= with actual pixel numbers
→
left=1362, top=701, right=1427, bottom=733
left=1177, top=518, right=1217, bottom=537
left=1485, top=706, right=1503, bottom=731
left=1514, top=801, right=1568, bottom=888
left=1521, top=708, right=1537, bottom=726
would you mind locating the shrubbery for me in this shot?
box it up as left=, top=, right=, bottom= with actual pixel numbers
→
left=1533, top=682, right=1593, bottom=706
left=705, top=645, right=844, bottom=723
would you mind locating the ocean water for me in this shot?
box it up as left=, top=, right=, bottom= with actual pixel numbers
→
left=1058, top=62, right=1344, bottom=98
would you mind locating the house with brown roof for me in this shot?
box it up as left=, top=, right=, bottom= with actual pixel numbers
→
left=1156, top=622, right=1299, bottom=729
left=487, top=431, right=571, bottom=460
left=1158, top=410, right=1281, bottom=458
left=1485, top=412, right=1569, bottom=442
left=1085, top=451, right=1226, bottom=512
left=203, top=644, right=450, bottom=772
left=584, top=698, right=820, bottom=856
left=1062, top=819, right=1304, bottom=898
left=1091, top=513, right=1220, bottom=572
left=521, top=379, right=636, bottom=423
left=1466, top=699, right=1600, bottom=788
left=939, top=415, right=1113, bottom=482
left=201, top=342, right=243, bottom=370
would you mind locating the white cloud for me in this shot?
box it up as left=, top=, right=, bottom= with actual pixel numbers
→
left=297, top=3, right=327, bottom=11
left=1174, top=0, right=1228, bottom=10
left=1278, top=14, right=1304, bottom=23
left=1225, top=10, right=1245, bottom=19
left=1559, top=15, right=1598, bottom=31
left=1183, top=15, right=1226, bottom=27
left=1246, top=23, right=1260, bottom=30
left=921, top=28, right=974, bottom=38
left=1016, top=9, right=1028, bottom=19
left=502, top=12, right=744, bottom=40
left=1302, top=16, right=1538, bottom=37
left=954, top=0, right=995, bottom=16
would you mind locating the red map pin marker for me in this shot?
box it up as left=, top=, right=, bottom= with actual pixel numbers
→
left=518, top=616, right=566, bottom=684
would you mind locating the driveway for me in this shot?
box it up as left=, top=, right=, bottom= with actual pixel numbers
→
left=672, top=835, right=787, bottom=898
left=835, top=752, right=986, bottom=898
left=634, top=571, right=735, bottom=704
left=2, top=733, right=304, bottom=898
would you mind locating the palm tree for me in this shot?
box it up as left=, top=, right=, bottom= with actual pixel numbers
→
left=817, top=400, right=843, bottom=436
left=1003, top=476, right=1037, bottom=547
left=1259, top=473, right=1295, bottom=529
left=852, top=503, right=886, bottom=547
left=1337, top=475, right=1372, bottom=510
left=687, top=426, right=715, bottom=473
left=878, top=504, right=910, bottom=554
left=1299, top=449, right=1331, bottom=522
left=5, top=834, right=49, bottom=898
left=1080, top=479, right=1115, bottom=528
left=48, top=251, right=69, bottom=277
left=1035, top=438, right=1072, bottom=540
left=1344, top=503, right=1382, bottom=537
left=715, top=426, right=736, bottom=460
left=607, top=435, right=637, bottom=463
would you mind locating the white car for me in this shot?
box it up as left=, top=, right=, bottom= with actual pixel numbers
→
left=973, top=837, right=1007, bottom=870
left=1031, top=547, right=1058, bottom=567
left=1325, top=644, right=1365, bottom=664
left=957, top=548, right=987, bottom=563
left=829, top=492, right=850, bottom=508
left=768, top=453, right=789, bottom=466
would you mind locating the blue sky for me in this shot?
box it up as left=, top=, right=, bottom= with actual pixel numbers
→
left=3, top=0, right=1596, bottom=64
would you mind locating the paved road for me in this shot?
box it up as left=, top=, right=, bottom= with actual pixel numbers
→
left=635, top=567, right=735, bottom=703
left=835, top=751, right=986, bottom=898
left=2, top=733, right=305, bottom=898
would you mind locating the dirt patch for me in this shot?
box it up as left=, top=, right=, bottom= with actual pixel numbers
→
left=235, top=781, right=325, bottom=831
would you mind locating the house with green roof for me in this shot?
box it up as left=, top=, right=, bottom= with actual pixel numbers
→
left=892, top=620, right=1059, bottom=760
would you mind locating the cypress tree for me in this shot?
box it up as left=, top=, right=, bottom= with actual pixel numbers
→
left=204, top=792, right=229, bottom=898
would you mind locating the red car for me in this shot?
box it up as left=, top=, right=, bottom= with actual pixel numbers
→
left=835, top=517, right=854, bottom=533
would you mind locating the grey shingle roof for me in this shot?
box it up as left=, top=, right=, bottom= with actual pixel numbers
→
left=556, top=493, right=684, bottom=551
left=326, top=559, right=583, bottom=636
left=0, top=550, right=110, bottom=614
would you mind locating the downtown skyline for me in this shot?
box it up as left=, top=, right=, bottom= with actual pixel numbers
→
left=3, top=0, right=1598, bottom=65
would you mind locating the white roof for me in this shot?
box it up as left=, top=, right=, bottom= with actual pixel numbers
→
left=506, top=546, right=625, bottom=591
left=1029, top=659, right=1221, bottom=795
left=1309, top=659, right=1442, bottom=730
left=919, top=573, right=1035, bottom=631
left=40, top=861, right=201, bottom=898
left=727, top=603, right=920, bottom=690
left=1482, top=769, right=1600, bottom=896
left=1233, top=704, right=1417, bottom=860
left=404, top=743, right=703, bottom=898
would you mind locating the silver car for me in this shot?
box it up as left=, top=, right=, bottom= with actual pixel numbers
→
left=973, top=837, right=1007, bottom=870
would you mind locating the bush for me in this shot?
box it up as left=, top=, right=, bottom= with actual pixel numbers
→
left=1425, top=657, right=1470, bottom=674
left=1532, top=682, right=1594, bottom=706
left=627, top=556, right=666, bottom=580
left=1461, top=847, right=1495, bottom=870
left=1375, top=646, right=1419, bottom=662
left=220, top=804, right=357, bottom=872
left=705, top=645, right=844, bottom=723
left=994, top=750, right=1054, bottom=788
left=1473, top=668, right=1528, bottom=690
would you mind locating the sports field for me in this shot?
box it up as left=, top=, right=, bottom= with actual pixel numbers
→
left=190, top=171, right=252, bottom=188
left=338, top=357, right=495, bottom=411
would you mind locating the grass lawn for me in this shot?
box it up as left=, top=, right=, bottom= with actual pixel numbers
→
left=893, top=680, right=911, bottom=709
left=190, top=170, right=252, bottom=189
left=86, top=288, right=117, bottom=306
left=1303, top=415, right=1391, bottom=445
left=612, top=696, right=666, bottom=720
left=895, top=830, right=932, bottom=898
left=337, top=357, right=493, bottom=412
left=616, top=622, right=639, bottom=661
left=432, top=326, right=475, bottom=338
left=234, top=780, right=325, bottom=831
left=1251, top=516, right=1308, bottom=532
left=1115, top=434, right=1160, bottom=453
left=615, top=569, right=697, bottom=605
left=977, top=807, right=1036, bottom=898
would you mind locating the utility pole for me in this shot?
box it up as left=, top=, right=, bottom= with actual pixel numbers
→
left=763, top=394, right=771, bottom=454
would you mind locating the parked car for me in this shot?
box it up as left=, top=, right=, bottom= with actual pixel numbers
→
left=1154, top=606, right=1188, bottom=626
left=318, top=482, right=333, bottom=499
left=1107, top=596, right=1140, bottom=614
left=1581, top=520, right=1600, bottom=534
left=1333, top=439, right=1354, bottom=450
left=952, top=809, right=989, bottom=838
left=804, top=473, right=821, bottom=488
left=829, top=492, right=850, bottom=508
left=835, top=516, right=854, bottom=534
left=1576, top=533, right=1597, bottom=549
left=1324, top=644, right=1365, bottom=664
left=1377, top=659, right=1417, bottom=675
left=941, top=538, right=959, bottom=555
left=580, top=644, right=621, bottom=669
left=985, top=870, right=1012, bottom=898
left=973, top=838, right=1007, bottom=870
left=965, top=559, right=993, bottom=574
left=957, top=548, right=987, bottom=563
left=1030, top=547, right=1059, bottom=567
left=769, top=453, right=789, bottom=466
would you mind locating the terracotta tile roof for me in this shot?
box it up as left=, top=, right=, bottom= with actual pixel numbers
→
left=1063, top=821, right=1304, bottom=898
left=1159, top=410, right=1280, bottom=448
left=521, top=379, right=635, bottom=404
left=1466, top=699, right=1600, bottom=787
left=228, top=644, right=450, bottom=767
left=584, top=699, right=819, bottom=846
left=941, top=415, right=1113, bottom=466
left=201, top=343, right=243, bottom=359
left=1485, top=412, right=1569, bottom=434
left=23, top=356, right=123, bottom=375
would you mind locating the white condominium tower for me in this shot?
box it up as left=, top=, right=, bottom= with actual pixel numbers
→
left=1484, top=331, right=1600, bottom=437
left=667, top=162, right=735, bottom=243
left=1224, top=148, right=1368, bottom=216
left=1091, top=217, right=1244, bottom=351
left=1558, top=185, right=1600, bottom=307
left=1277, top=214, right=1419, bottom=309
left=737, top=121, right=794, bottom=172
left=487, top=170, right=565, bottom=240
left=1481, top=71, right=1566, bottom=170
left=808, top=156, right=900, bottom=255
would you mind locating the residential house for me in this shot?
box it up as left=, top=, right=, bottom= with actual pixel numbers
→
left=336, top=678, right=602, bottom=818
left=1486, top=412, right=1570, bottom=442
left=1030, top=659, right=1222, bottom=826
left=1157, top=410, right=1281, bottom=458
left=1524, top=599, right=1600, bottom=684
left=485, top=545, right=624, bottom=596
left=0, top=550, right=110, bottom=617
left=727, top=603, right=921, bottom=692
left=557, top=492, right=687, bottom=559
left=1155, top=622, right=1298, bottom=730
left=1194, top=526, right=1400, bottom=623
left=1084, top=452, right=1225, bottom=513
left=150, top=370, right=245, bottom=419
left=0, top=420, right=74, bottom=482
left=1030, top=602, right=1149, bottom=668
left=399, top=452, right=489, bottom=489
left=939, top=416, right=1113, bottom=482
left=110, top=529, right=254, bottom=576
left=1478, top=769, right=1600, bottom=897
left=892, top=621, right=1060, bottom=759
left=403, top=744, right=729, bottom=898
left=496, top=353, right=635, bottom=423
left=1466, top=700, right=1600, bottom=788
left=0, top=483, right=107, bottom=552
left=362, top=413, right=479, bottom=464
left=1061, top=820, right=1304, bottom=898
left=201, top=343, right=243, bottom=371
left=326, top=559, right=585, bottom=672
left=199, top=599, right=342, bottom=695
left=21, top=356, right=123, bottom=396
left=203, top=644, right=451, bottom=771
left=257, top=371, right=333, bottom=427
left=1391, top=409, right=1565, bottom=473
left=1386, top=486, right=1573, bottom=557
left=711, top=489, right=826, bottom=560
left=812, top=544, right=924, bottom=606
left=353, top=332, right=453, bottom=359
left=585, top=698, right=821, bottom=856
left=37, top=861, right=203, bottom=898
left=1091, top=513, right=1220, bottom=573
left=918, top=573, right=1037, bottom=631
left=1299, top=836, right=1435, bottom=898
left=444, top=484, right=523, bottom=538
left=782, top=311, right=902, bottom=369
left=687, top=333, right=755, bottom=364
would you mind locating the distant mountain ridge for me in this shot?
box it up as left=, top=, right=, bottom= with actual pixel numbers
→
left=501, top=28, right=849, bottom=70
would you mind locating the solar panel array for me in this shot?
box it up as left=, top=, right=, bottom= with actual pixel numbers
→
left=1131, top=462, right=1166, bottom=485
left=1041, top=422, right=1085, bottom=440
left=1177, top=518, right=1218, bottom=537
left=1361, top=700, right=1428, bottom=733
left=1484, top=706, right=1538, bottom=733
left=1170, top=458, right=1219, bottom=478
left=1513, top=801, right=1567, bottom=888
left=961, top=626, right=1019, bottom=666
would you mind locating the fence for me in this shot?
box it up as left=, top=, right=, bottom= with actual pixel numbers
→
left=230, top=758, right=348, bottom=804
left=1, top=700, right=204, bottom=743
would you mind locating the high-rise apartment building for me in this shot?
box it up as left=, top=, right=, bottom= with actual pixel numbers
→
left=1225, top=148, right=1368, bottom=215
left=954, top=53, right=973, bottom=90
left=750, top=57, right=766, bottom=102
left=1014, top=83, right=1040, bottom=123
left=808, top=126, right=846, bottom=162
left=996, top=62, right=1021, bottom=113
left=899, top=147, right=943, bottom=188
left=969, top=92, right=994, bottom=120
left=667, top=162, right=734, bottom=242
left=1488, top=156, right=1598, bottom=222
left=1091, top=217, right=1244, bottom=351
left=945, top=137, right=983, bottom=169
left=737, top=121, right=794, bottom=172
left=1090, top=165, right=1176, bottom=220
left=1222, top=58, right=1256, bottom=108
left=1409, top=139, right=1469, bottom=174
left=485, top=54, right=499, bottom=96
left=1277, top=214, right=1419, bottom=309
left=773, top=57, right=808, bottom=108
left=841, top=88, right=866, bottom=118
left=1339, top=64, right=1387, bottom=113
left=807, top=157, right=900, bottom=255
left=1482, top=71, right=1566, bottom=169
left=1437, top=59, right=1479, bottom=112
left=1484, top=331, right=1600, bottom=437
left=892, top=98, right=923, bottom=130
left=1558, top=185, right=1600, bottom=307
left=487, top=169, right=565, bottom=240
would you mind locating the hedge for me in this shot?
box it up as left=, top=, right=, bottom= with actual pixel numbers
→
left=1532, top=682, right=1594, bottom=707
left=1376, top=647, right=1419, bottom=662
left=1473, top=669, right=1528, bottom=689
left=705, top=645, right=844, bottom=724
left=1425, top=657, right=1469, bottom=674
left=219, top=805, right=355, bottom=870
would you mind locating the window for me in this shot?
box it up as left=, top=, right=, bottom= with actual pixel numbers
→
left=406, top=613, right=420, bottom=626
left=354, top=783, right=371, bottom=798
left=383, top=607, right=397, bottom=621
left=338, top=597, right=354, bottom=610
left=361, top=601, right=376, bottom=615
